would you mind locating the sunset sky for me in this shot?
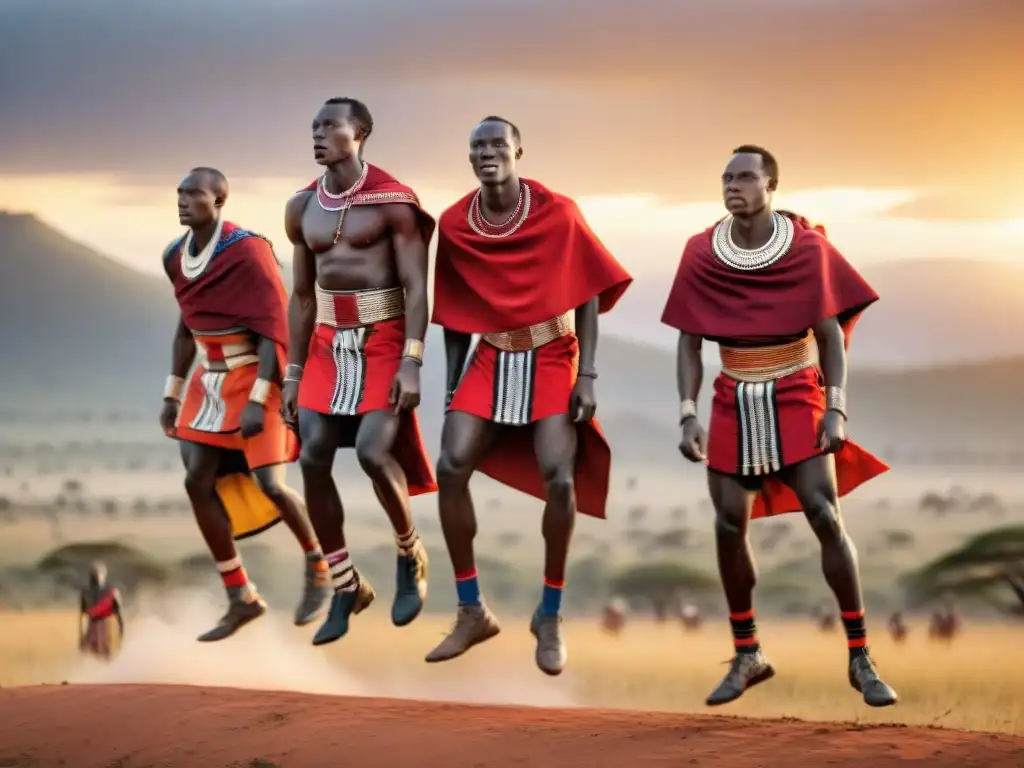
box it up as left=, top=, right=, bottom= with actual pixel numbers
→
left=1, top=0, right=1022, bottom=344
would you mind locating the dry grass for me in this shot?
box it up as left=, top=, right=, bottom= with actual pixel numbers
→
left=2, top=609, right=1021, bottom=735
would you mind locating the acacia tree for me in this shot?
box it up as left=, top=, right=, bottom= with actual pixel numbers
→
left=903, top=525, right=1024, bottom=616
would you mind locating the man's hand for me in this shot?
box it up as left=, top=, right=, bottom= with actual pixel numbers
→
left=570, top=376, right=597, bottom=422
left=281, top=379, right=300, bottom=432
left=159, top=399, right=179, bottom=437
left=389, top=358, right=421, bottom=415
left=240, top=401, right=266, bottom=438
left=678, top=417, right=708, bottom=463
left=816, top=409, right=846, bottom=454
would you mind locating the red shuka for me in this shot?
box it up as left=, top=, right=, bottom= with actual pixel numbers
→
left=299, top=163, right=437, bottom=245
left=165, top=221, right=290, bottom=380
left=433, top=180, right=633, bottom=518
left=661, top=213, right=889, bottom=518
left=432, top=180, right=632, bottom=333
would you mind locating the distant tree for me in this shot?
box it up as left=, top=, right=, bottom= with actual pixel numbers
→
left=902, top=525, right=1024, bottom=617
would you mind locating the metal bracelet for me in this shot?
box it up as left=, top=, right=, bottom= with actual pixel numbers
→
left=578, top=365, right=598, bottom=379
left=163, top=375, right=184, bottom=402
left=249, top=378, right=271, bottom=406
left=403, top=339, right=425, bottom=363
left=679, top=398, right=697, bottom=424
left=826, top=386, right=847, bottom=419
left=285, top=364, right=304, bottom=377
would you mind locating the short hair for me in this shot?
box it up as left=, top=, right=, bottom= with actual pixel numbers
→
left=325, top=97, right=374, bottom=142
left=732, top=145, right=779, bottom=181
left=479, top=115, right=521, bottom=145
left=189, top=167, right=229, bottom=198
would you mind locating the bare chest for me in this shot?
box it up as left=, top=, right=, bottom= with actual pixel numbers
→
left=302, top=204, right=390, bottom=255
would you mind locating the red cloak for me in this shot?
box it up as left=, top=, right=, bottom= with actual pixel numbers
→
left=165, top=221, right=290, bottom=380
left=660, top=213, right=889, bottom=518
left=433, top=180, right=633, bottom=519
left=661, top=213, right=877, bottom=345
left=432, top=179, right=632, bottom=333
left=299, top=163, right=436, bottom=246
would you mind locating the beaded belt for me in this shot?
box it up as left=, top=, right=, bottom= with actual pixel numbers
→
left=193, top=331, right=258, bottom=372
left=719, top=335, right=814, bottom=383
left=315, top=285, right=405, bottom=329
left=483, top=314, right=572, bottom=353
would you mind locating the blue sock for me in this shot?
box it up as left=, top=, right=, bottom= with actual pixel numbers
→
left=540, top=579, right=564, bottom=616
left=455, top=569, right=481, bottom=606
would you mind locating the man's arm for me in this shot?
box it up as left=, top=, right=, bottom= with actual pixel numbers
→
left=284, top=192, right=316, bottom=377
left=676, top=332, right=703, bottom=421
left=164, top=317, right=197, bottom=401
left=575, top=297, right=599, bottom=375
left=387, top=204, right=429, bottom=361
left=443, top=329, right=472, bottom=402
left=813, top=316, right=847, bottom=416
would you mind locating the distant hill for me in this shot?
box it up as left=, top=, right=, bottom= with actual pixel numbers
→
left=1, top=211, right=1022, bottom=459
left=0, top=212, right=177, bottom=401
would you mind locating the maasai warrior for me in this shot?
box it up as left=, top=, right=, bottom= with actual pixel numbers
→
left=282, top=97, right=437, bottom=646
left=78, top=562, right=123, bottom=659
left=661, top=146, right=897, bottom=708
left=425, top=117, right=632, bottom=675
left=160, top=167, right=330, bottom=642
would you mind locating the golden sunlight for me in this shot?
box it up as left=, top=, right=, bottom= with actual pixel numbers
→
left=2, top=175, right=1023, bottom=279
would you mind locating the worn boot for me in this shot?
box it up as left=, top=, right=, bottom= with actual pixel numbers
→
left=705, top=649, right=776, bottom=706
left=392, top=544, right=428, bottom=627
left=849, top=653, right=898, bottom=707
left=530, top=608, right=567, bottom=676
left=197, top=584, right=267, bottom=642
left=424, top=604, right=501, bottom=663
left=311, top=573, right=375, bottom=646
left=294, top=558, right=331, bottom=626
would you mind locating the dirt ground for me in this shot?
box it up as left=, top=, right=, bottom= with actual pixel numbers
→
left=0, top=685, right=1021, bottom=767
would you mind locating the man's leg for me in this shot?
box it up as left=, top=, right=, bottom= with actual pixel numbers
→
left=705, top=470, right=775, bottom=705
left=354, top=410, right=428, bottom=627
left=529, top=414, right=577, bottom=676
left=252, top=463, right=330, bottom=626
left=298, top=409, right=375, bottom=645
left=180, top=440, right=266, bottom=642
left=780, top=455, right=897, bottom=707
left=425, top=411, right=502, bottom=663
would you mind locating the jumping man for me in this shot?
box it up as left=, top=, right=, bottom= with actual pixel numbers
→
left=425, top=116, right=632, bottom=675
left=282, top=98, right=438, bottom=646
left=660, top=145, right=897, bottom=707
left=161, top=167, right=329, bottom=642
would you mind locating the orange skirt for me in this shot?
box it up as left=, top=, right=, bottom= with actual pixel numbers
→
left=175, top=360, right=297, bottom=471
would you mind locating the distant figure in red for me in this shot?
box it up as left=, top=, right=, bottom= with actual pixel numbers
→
left=79, top=562, right=123, bottom=659
left=888, top=611, right=908, bottom=643
left=161, top=167, right=329, bottom=642
left=929, top=597, right=961, bottom=642
left=425, top=117, right=632, bottom=675
left=661, top=146, right=897, bottom=708
left=601, top=598, right=627, bottom=635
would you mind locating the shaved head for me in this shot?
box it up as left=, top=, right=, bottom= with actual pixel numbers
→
left=189, top=166, right=229, bottom=201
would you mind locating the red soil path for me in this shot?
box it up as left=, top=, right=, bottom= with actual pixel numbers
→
left=0, top=684, right=1022, bottom=767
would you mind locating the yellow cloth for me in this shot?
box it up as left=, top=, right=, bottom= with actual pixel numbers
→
left=216, top=472, right=281, bottom=540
